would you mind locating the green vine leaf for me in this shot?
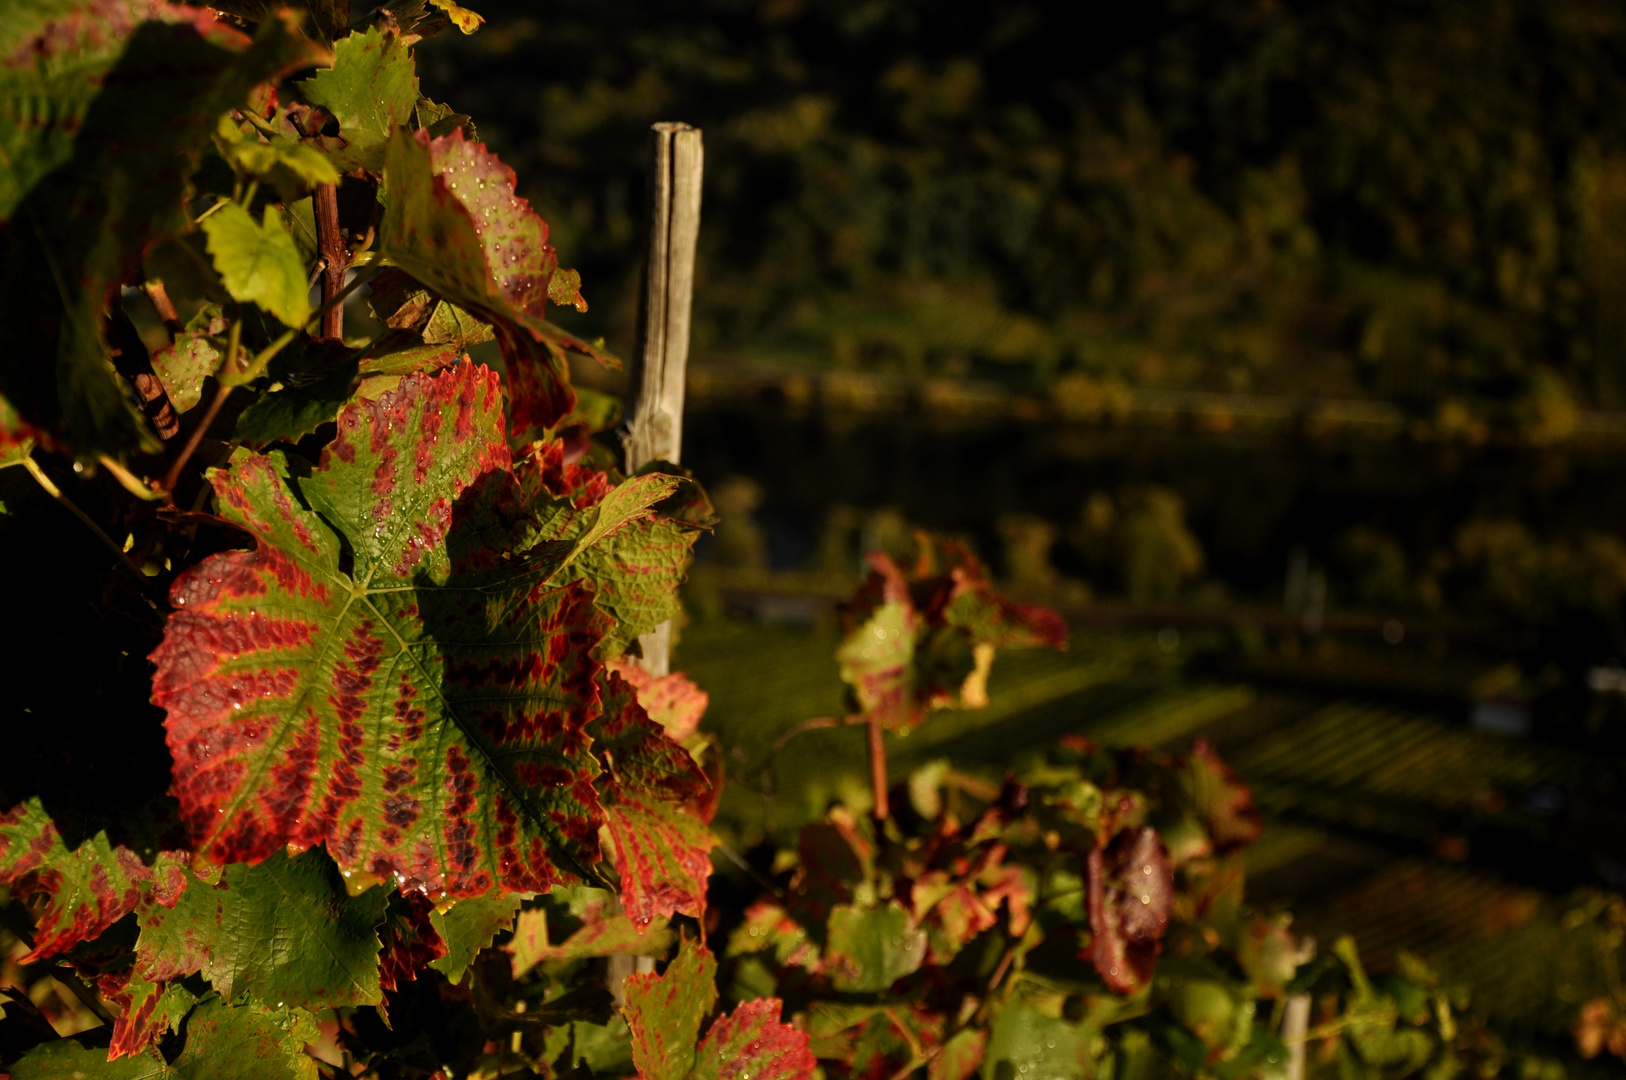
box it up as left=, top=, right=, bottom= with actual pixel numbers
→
left=429, top=891, right=524, bottom=983
left=149, top=362, right=692, bottom=901
left=202, top=202, right=313, bottom=328
left=298, top=25, right=419, bottom=176
left=508, top=887, right=671, bottom=977
left=0, top=797, right=188, bottom=962
left=214, top=115, right=340, bottom=199
left=380, top=127, right=593, bottom=432
left=11, top=997, right=319, bottom=1079
left=0, top=3, right=326, bottom=457
left=625, top=938, right=815, bottom=1080
left=170, top=997, right=321, bottom=1080
left=134, top=848, right=390, bottom=1010
left=823, top=902, right=927, bottom=993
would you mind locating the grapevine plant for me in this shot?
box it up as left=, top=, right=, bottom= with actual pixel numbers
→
left=0, top=1, right=804, bottom=1077
left=0, top=2, right=1603, bottom=1079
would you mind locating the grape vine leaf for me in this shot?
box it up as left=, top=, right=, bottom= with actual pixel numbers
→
left=98, top=971, right=199, bottom=1060
left=624, top=938, right=815, bottom=1080
left=377, top=891, right=447, bottom=991
left=202, top=203, right=312, bottom=328
left=215, top=115, right=340, bottom=200
left=606, top=660, right=709, bottom=744
left=588, top=674, right=713, bottom=926
left=837, top=543, right=1066, bottom=731
left=824, top=902, right=927, bottom=992
left=380, top=127, right=602, bottom=433
left=297, top=25, right=419, bottom=176
left=429, top=891, right=525, bottom=983
left=11, top=997, right=319, bottom=1080
left=0, top=3, right=325, bottom=457
left=508, top=889, right=671, bottom=977
left=0, top=797, right=187, bottom=962
left=429, top=0, right=486, bottom=33
left=149, top=332, right=223, bottom=413
left=1085, top=827, right=1172, bottom=995
left=149, top=362, right=690, bottom=900
left=134, top=848, right=390, bottom=1010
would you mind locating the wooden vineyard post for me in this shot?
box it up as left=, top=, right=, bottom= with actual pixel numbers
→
left=609, top=121, right=703, bottom=1004
left=621, top=121, right=703, bottom=676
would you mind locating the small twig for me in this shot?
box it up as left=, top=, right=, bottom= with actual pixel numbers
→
left=142, top=280, right=183, bottom=335
left=769, top=714, right=863, bottom=755
left=97, top=455, right=164, bottom=501
left=22, top=454, right=153, bottom=591
left=48, top=966, right=116, bottom=1028
left=868, top=714, right=890, bottom=821
left=307, top=256, right=328, bottom=292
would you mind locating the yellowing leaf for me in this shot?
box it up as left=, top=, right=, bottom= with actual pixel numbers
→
left=202, top=202, right=312, bottom=327
left=430, top=0, right=486, bottom=33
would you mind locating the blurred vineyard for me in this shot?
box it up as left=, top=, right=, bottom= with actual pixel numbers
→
left=411, top=0, right=1626, bottom=1068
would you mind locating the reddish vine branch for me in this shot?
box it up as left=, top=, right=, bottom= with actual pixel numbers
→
left=313, top=182, right=349, bottom=342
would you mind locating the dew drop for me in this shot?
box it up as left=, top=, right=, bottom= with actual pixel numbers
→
left=1140, top=894, right=1151, bottom=904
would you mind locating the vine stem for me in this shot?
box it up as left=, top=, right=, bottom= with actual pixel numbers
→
left=313, top=182, right=349, bottom=342
left=867, top=714, right=890, bottom=821
left=22, top=454, right=151, bottom=590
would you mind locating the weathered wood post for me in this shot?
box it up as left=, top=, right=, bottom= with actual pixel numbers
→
left=620, top=121, right=704, bottom=675
left=609, top=120, right=703, bottom=1003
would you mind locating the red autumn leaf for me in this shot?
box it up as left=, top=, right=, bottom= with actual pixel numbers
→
left=589, top=672, right=713, bottom=925
left=96, top=971, right=196, bottom=1060
left=606, top=659, right=710, bottom=744
left=0, top=798, right=186, bottom=962
left=1086, top=826, right=1173, bottom=995
left=378, top=892, right=449, bottom=992
left=149, top=362, right=690, bottom=899
left=625, top=938, right=815, bottom=1080
left=380, top=128, right=614, bottom=434
left=1180, top=738, right=1264, bottom=855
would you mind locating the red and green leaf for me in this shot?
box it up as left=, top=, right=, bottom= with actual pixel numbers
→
left=0, top=797, right=187, bottom=962
left=625, top=936, right=717, bottom=1080
left=150, top=362, right=695, bottom=901
left=690, top=998, right=818, bottom=1080
left=380, top=127, right=608, bottom=433
left=626, top=938, right=814, bottom=1080
left=606, top=660, right=710, bottom=745
left=589, top=673, right=713, bottom=926
left=98, top=971, right=199, bottom=1060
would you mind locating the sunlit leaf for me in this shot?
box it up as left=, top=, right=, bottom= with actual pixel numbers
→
left=202, top=202, right=312, bottom=328
left=380, top=128, right=591, bottom=432
left=625, top=938, right=814, bottom=1080
left=150, top=362, right=691, bottom=900
left=298, top=25, right=419, bottom=175
left=429, top=0, right=486, bottom=34
left=429, top=891, right=524, bottom=983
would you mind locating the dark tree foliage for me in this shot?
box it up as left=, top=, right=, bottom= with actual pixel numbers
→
left=421, top=0, right=1626, bottom=409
